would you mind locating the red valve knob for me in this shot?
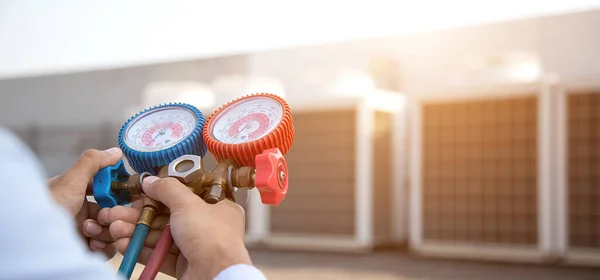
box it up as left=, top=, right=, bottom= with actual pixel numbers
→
left=255, top=148, right=288, bottom=205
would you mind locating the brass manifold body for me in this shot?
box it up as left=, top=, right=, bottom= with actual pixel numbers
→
left=107, top=154, right=257, bottom=206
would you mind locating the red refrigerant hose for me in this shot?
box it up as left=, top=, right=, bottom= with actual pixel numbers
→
left=139, top=225, right=174, bottom=280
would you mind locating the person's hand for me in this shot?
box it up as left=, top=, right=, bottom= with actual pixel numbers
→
left=98, top=176, right=252, bottom=280
left=47, top=147, right=123, bottom=258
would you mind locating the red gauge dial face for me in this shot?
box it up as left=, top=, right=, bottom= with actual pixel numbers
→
left=124, top=107, right=197, bottom=152
left=210, top=96, right=283, bottom=144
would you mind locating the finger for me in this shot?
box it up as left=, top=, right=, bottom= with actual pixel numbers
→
left=115, top=238, right=180, bottom=269
left=109, top=220, right=138, bottom=240
left=219, top=199, right=246, bottom=214
left=101, top=242, right=117, bottom=259
left=86, top=181, right=94, bottom=196
left=98, top=205, right=169, bottom=230
left=128, top=198, right=170, bottom=216
left=98, top=205, right=140, bottom=226
left=114, top=229, right=180, bottom=255
left=90, top=239, right=117, bottom=259
left=217, top=200, right=246, bottom=222
left=115, top=239, right=178, bottom=277
left=86, top=202, right=101, bottom=220
left=82, top=219, right=114, bottom=243
left=110, top=221, right=177, bottom=253
left=142, top=176, right=200, bottom=212
left=109, top=218, right=170, bottom=241
left=60, top=148, right=123, bottom=188
left=131, top=197, right=144, bottom=209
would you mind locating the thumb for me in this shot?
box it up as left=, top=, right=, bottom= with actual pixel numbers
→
left=58, top=148, right=123, bottom=192
left=142, top=176, right=202, bottom=212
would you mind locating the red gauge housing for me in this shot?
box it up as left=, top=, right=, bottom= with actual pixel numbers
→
left=203, top=93, right=295, bottom=167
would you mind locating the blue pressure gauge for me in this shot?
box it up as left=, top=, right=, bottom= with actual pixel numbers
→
left=118, top=103, right=207, bottom=174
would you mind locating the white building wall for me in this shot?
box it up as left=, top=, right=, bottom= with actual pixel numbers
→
left=0, top=55, right=249, bottom=127
left=248, top=10, right=600, bottom=96
left=1, top=10, right=599, bottom=176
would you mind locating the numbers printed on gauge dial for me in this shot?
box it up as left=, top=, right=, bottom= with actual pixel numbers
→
left=124, top=107, right=197, bottom=152
left=210, top=96, right=283, bottom=144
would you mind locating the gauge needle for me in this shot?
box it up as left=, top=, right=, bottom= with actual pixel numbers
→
left=231, top=123, right=251, bottom=141
left=153, top=122, right=171, bottom=141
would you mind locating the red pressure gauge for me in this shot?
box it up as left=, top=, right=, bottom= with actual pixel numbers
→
left=203, top=93, right=295, bottom=205
left=203, top=93, right=294, bottom=167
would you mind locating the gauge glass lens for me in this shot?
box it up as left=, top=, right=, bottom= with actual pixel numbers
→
left=124, top=107, right=197, bottom=152
left=210, top=97, right=283, bottom=144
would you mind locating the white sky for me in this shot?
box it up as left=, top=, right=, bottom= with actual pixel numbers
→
left=1, top=0, right=599, bottom=79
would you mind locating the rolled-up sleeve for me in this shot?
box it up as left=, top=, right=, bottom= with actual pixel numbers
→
left=214, top=264, right=268, bottom=280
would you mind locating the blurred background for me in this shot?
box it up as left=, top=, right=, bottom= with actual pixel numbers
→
left=2, top=1, right=600, bottom=279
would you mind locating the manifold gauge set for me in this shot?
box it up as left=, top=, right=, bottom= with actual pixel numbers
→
left=89, top=93, right=295, bottom=279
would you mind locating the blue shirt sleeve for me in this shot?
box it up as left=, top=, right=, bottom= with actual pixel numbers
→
left=0, top=129, right=122, bottom=280
left=0, top=129, right=266, bottom=280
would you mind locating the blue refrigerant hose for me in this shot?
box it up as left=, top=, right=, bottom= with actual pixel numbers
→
left=118, top=223, right=150, bottom=279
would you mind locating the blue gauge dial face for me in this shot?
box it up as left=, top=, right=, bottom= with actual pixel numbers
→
left=124, top=106, right=198, bottom=152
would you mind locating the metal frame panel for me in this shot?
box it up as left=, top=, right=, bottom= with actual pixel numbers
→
left=409, top=79, right=555, bottom=262
left=249, top=92, right=407, bottom=251
left=392, top=98, right=409, bottom=242
left=557, top=80, right=600, bottom=266
left=355, top=98, right=374, bottom=246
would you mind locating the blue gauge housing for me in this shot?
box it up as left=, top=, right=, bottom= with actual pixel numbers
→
left=118, top=103, right=207, bottom=174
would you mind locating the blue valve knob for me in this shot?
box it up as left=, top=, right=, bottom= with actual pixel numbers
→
left=93, top=160, right=131, bottom=208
